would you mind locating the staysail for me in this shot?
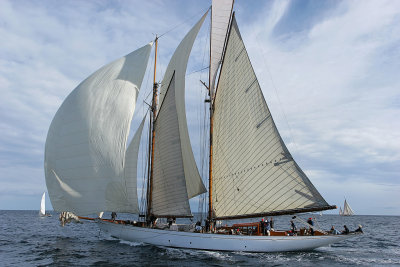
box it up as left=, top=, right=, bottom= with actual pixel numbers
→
left=151, top=12, right=208, bottom=217
left=211, top=16, right=335, bottom=220
left=209, top=0, right=234, bottom=97
left=40, top=192, right=46, bottom=216
left=44, top=43, right=152, bottom=216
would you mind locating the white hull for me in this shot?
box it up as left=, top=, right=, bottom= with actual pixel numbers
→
left=97, top=221, right=357, bottom=252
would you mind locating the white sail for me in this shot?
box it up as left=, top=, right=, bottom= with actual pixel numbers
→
left=210, top=0, right=234, bottom=97
left=40, top=192, right=46, bottom=216
left=212, top=16, right=331, bottom=219
left=151, top=12, right=208, bottom=217
left=44, top=43, right=152, bottom=216
left=105, top=115, right=147, bottom=213
left=339, top=207, right=343, bottom=215
left=342, top=199, right=355, bottom=216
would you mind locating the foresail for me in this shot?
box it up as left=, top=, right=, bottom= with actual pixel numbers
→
left=44, top=43, right=152, bottom=216
left=151, top=12, right=208, bottom=218
left=151, top=12, right=208, bottom=217
left=212, top=16, right=334, bottom=220
left=210, top=0, right=234, bottom=97
left=152, top=74, right=191, bottom=217
left=105, top=115, right=147, bottom=213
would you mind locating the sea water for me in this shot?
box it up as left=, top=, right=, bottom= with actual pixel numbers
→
left=1, top=210, right=399, bottom=266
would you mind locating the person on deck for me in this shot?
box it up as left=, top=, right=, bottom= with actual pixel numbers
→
left=342, top=225, right=350, bottom=235
left=270, top=217, right=274, bottom=231
left=111, top=212, right=117, bottom=221
left=307, top=217, right=314, bottom=235
left=168, top=217, right=173, bottom=228
left=205, top=219, right=210, bottom=232
left=290, top=220, right=296, bottom=234
left=265, top=218, right=271, bottom=236
left=330, top=226, right=340, bottom=235
left=260, top=218, right=265, bottom=235
left=195, top=221, right=202, bottom=232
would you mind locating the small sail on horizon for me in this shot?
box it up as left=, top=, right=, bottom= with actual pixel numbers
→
left=341, top=199, right=355, bottom=216
left=39, top=192, right=46, bottom=216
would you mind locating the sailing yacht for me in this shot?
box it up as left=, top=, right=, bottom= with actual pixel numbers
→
left=44, top=0, right=361, bottom=252
left=339, top=199, right=355, bottom=216
left=39, top=192, right=51, bottom=217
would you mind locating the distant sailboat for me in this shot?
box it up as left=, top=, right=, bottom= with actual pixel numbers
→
left=339, top=199, right=354, bottom=216
left=39, top=192, right=51, bottom=217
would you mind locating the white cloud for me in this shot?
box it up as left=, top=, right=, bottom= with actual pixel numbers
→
left=0, top=0, right=399, bottom=215
left=239, top=0, right=400, bottom=214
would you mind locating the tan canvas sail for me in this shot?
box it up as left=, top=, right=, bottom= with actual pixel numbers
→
left=151, top=12, right=208, bottom=217
left=211, top=16, right=334, bottom=220
left=44, top=43, right=152, bottom=216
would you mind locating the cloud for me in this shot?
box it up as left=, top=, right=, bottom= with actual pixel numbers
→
left=0, top=0, right=399, bottom=215
left=239, top=0, right=400, bottom=214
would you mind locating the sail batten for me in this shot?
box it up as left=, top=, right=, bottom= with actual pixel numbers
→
left=211, top=16, right=332, bottom=219
left=44, top=43, right=152, bottom=216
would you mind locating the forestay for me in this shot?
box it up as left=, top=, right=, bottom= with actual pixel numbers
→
left=151, top=12, right=208, bottom=217
left=210, top=0, right=234, bottom=97
left=44, top=43, right=152, bottom=216
left=212, top=16, right=333, bottom=219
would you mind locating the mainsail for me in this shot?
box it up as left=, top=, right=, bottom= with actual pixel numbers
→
left=151, top=12, right=208, bottom=217
left=211, top=15, right=334, bottom=220
left=44, top=43, right=152, bottom=216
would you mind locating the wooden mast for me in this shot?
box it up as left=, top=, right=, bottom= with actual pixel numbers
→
left=208, top=0, right=235, bottom=225
left=147, top=36, right=158, bottom=219
left=207, top=6, right=214, bottom=225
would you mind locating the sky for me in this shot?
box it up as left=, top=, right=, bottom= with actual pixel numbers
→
left=0, top=0, right=399, bottom=215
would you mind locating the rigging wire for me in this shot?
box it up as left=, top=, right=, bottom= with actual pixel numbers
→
left=157, top=6, right=211, bottom=39
left=186, top=66, right=209, bottom=76
left=195, top=16, right=211, bottom=223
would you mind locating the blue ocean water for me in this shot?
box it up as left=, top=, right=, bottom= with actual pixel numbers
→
left=0, top=210, right=399, bottom=266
